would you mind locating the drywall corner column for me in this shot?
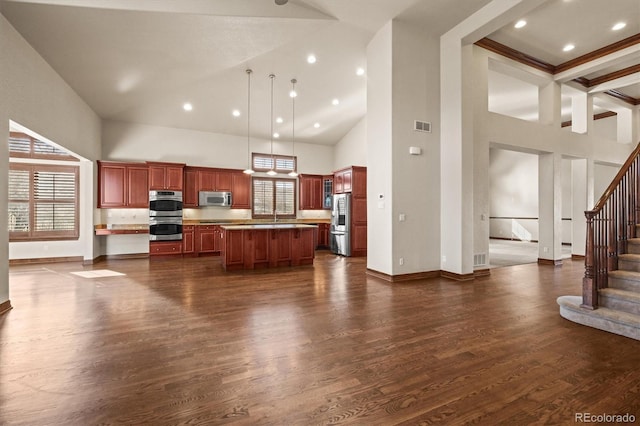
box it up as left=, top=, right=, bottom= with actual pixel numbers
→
left=473, top=46, right=490, bottom=267
left=571, top=92, right=594, bottom=135
left=571, top=158, right=587, bottom=256
left=539, top=81, right=561, bottom=127
left=366, top=21, right=394, bottom=275
left=617, top=108, right=633, bottom=144
left=633, top=107, right=640, bottom=144
left=440, top=37, right=474, bottom=275
left=0, top=116, right=9, bottom=306
left=538, top=151, right=563, bottom=262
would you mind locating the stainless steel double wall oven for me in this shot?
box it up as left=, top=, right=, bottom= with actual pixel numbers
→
left=149, top=190, right=183, bottom=241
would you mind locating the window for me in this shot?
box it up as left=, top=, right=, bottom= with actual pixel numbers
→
left=9, top=163, right=79, bottom=241
left=252, top=178, right=296, bottom=219
left=9, top=132, right=77, bottom=161
left=252, top=153, right=296, bottom=174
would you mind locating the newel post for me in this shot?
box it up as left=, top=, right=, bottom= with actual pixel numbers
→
left=582, top=210, right=597, bottom=310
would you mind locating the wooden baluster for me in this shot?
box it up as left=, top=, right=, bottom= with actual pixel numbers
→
left=608, top=193, right=616, bottom=276
left=582, top=210, right=597, bottom=309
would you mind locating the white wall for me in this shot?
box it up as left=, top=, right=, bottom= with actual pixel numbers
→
left=488, top=149, right=572, bottom=245
left=391, top=21, right=440, bottom=275
left=366, top=21, right=394, bottom=275
left=0, top=14, right=101, bottom=304
left=489, top=148, right=539, bottom=241
left=594, top=162, right=620, bottom=203
left=473, top=45, right=634, bottom=267
left=334, top=117, right=366, bottom=170
left=102, top=120, right=334, bottom=175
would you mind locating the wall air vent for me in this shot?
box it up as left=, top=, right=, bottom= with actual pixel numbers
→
left=414, top=120, right=431, bottom=133
left=473, top=253, right=487, bottom=267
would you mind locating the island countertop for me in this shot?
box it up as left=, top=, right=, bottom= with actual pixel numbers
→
left=219, top=223, right=318, bottom=230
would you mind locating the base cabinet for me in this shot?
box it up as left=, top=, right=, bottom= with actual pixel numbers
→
left=196, top=225, right=221, bottom=255
left=183, top=225, right=195, bottom=254
left=222, top=227, right=316, bottom=270
left=317, top=223, right=330, bottom=249
left=150, top=241, right=183, bottom=256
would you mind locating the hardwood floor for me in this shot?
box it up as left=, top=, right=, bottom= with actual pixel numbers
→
left=2, top=252, right=640, bottom=425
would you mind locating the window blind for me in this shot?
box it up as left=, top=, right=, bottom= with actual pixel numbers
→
left=8, top=164, right=79, bottom=240
left=252, top=178, right=296, bottom=219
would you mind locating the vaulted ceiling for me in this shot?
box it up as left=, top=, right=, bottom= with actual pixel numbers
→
left=1, top=0, right=638, bottom=145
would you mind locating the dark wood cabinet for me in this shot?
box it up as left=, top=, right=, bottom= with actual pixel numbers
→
left=224, top=229, right=245, bottom=268
left=322, top=176, right=333, bottom=209
left=299, top=174, right=324, bottom=210
left=186, top=167, right=250, bottom=208
left=182, top=225, right=195, bottom=255
left=317, top=223, right=330, bottom=248
left=98, top=161, right=149, bottom=208
left=147, top=162, right=184, bottom=190
left=222, top=227, right=316, bottom=271
left=334, top=166, right=364, bottom=196
left=216, top=170, right=232, bottom=191
left=334, top=166, right=367, bottom=257
left=149, top=241, right=182, bottom=256
left=231, top=171, right=251, bottom=209
left=196, top=225, right=221, bottom=255
left=183, top=168, right=198, bottom=208
left=198, top=168, right=232, bottom=192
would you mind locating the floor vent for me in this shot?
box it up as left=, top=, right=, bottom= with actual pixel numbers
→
left=474, top=253, right=487, bottom=267
left=414, top=120, right=431, bottom=133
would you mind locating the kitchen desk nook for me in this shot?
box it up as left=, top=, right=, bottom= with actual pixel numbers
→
left=220, top=224, right=317, bottom=271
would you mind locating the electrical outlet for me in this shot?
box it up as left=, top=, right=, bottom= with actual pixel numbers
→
left=543, top=247, right=549, bottom=253
left=399, top=257, right=404, bottom=266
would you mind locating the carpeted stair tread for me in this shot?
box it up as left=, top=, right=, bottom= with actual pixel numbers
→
left=600, top=288, right=640, bottom=302
left=558, top=295, right=640, bottom=340
left=618, top=253, right=640, bottom=262
left=609, top=269, right=640, bottom=280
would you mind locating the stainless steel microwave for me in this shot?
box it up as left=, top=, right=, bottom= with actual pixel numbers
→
left=199, top=191, right=232, bottom=207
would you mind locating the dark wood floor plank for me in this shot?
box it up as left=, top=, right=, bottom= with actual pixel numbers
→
left=2, top=253, right=640, bottom=425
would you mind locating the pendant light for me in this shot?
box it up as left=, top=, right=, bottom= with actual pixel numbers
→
left=267, top=73, right=277, bottom=176
left=288, top=78, right=298, bottom=177
left=243, top=69, right=255, bottom=175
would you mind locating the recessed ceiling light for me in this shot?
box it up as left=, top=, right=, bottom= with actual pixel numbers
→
left=612, top=22, right=626, bottom=31
left=514, top=20, right=527, bottom=29
left=183, top=103, right=193, bottom=111
left=276, top=117, right=284, bottom=124
left=313, top=122, right=320, bottom=129
left=307, top=54, right=317, bottom=64
left=356, top=67, right=365, bottom=76
left=232, top=109, right=241, bottom=117
left=273, top=132, right=280, bottom=138
left=563, top=44, right=575, bottom=52
left=332, top=98, right=340, bottom=106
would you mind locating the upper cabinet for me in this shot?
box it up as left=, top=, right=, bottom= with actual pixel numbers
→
left=334, top=166, right=365, bottom=196
left=147, top=162, right=185, bottom=190
left=198, top=168, right=232, bottom=192
left=322, top=175, right=333, bottom=209
left=97, top=161, right=149, bottom=208
left=183, top=167, right=199, bottom=208
left=299, top=174, right=324, bottom=210
left=231, top=171, right=251, bottom=209
left=182, top=166, right=251, bottom=209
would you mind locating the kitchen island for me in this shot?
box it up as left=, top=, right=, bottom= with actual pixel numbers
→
left=220, top=223, right=318, bottom=271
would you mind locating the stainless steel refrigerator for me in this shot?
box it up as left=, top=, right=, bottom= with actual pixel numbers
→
left=330, top=193, right=351, bottom=256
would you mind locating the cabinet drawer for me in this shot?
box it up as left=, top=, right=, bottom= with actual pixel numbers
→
left=197, top=225, right=218, bottom=231
left=149, top=241, right=183, bottom=255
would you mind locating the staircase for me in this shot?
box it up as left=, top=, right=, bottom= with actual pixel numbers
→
left=558, top=143, right=640, bottom=341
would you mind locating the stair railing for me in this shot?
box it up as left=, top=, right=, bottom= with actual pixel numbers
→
left=583, top=142, right=640, bottom=310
